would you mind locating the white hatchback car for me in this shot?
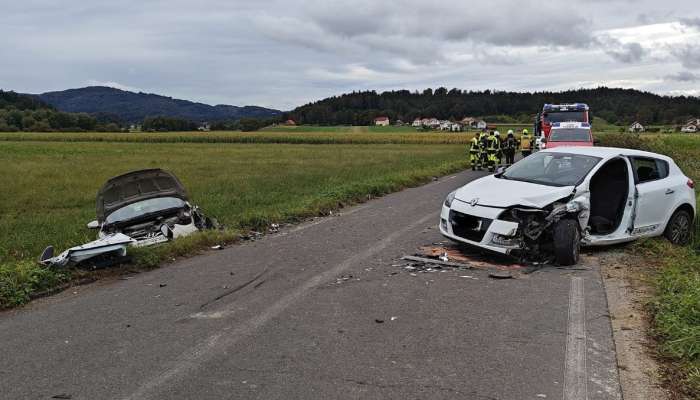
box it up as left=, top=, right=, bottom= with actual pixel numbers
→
left=440, top=147, right=696, bottom=265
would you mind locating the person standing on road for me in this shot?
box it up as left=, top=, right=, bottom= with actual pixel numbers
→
left=486, top=130, right=500, bottom=172
left=520, top=128, right=533, bottom=157
left=504, top=131, right=518, bottom=165
left=494, top=130, right=503, bottom=164
left=479, top=129, right=489, bottom=170
left=469, top=131, right=482, bottom=171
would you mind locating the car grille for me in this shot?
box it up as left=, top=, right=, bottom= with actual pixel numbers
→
left=449, top=210, right=492, bottom=242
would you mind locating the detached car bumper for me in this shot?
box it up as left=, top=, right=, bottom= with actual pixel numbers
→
left=439, top=201, right=521, bottom=254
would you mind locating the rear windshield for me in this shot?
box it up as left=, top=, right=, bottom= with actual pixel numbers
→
left=501, top=152, right=601, bottom=187
left=550, top=128, right=591, bottom=142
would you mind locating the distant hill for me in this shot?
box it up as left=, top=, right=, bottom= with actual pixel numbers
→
left=287, top=87, right=700, bottom=126
left=36, top=86, right=282, bottom=123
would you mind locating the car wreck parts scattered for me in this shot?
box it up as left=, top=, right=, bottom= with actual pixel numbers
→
left=441, top=148, right=696, bottom=266
left=39, top=169, right=218, bottom=268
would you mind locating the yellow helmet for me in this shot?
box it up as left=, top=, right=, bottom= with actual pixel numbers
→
left=522, top=128, right=529, bottom=134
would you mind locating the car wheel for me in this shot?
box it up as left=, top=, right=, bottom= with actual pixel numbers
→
left=553, top=219, right=580, bottom=266
left=664, top=209, right=693, bottom=246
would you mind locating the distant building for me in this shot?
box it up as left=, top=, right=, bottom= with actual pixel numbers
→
left=460, top=117, right=476, bottom=127
left=395, top=119, right=404, bottom=126
left=681, top=118, right=699, bottom=133
left=412, top=118, right=422, bottom=127
left=450, top=122, right=463, bottom=132
left=198, top=122, right=211, bottom=132
left=475, top=120, right=487, bottom=130
left=284, top=119, right=296, bottom=126
left=128, top=124, right=142, bottom=132
left=629, top=121, right=645, bottom=133
left=374, top=116, right=390, bottom=126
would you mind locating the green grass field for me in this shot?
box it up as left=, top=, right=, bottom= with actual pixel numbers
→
left=0, top=137, right=469, bottom=307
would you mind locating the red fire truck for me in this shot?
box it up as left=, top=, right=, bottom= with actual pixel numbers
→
left=534, top=103, right=590, bottom=139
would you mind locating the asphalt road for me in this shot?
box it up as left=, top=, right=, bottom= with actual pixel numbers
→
left=0, top=168, right=622, bottom=400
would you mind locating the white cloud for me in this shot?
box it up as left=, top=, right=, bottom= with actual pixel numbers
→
left=0, top=0, right=699, bottom=109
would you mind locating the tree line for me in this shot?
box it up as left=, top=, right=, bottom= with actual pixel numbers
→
left=284, top=87, right=700, bottom=126
left=0, top=90, right=120, bottom=132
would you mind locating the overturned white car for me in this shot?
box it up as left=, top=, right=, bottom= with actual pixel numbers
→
left=40, top=169, right=216, bottom=268
left=440, top=147, right=696, bottom=265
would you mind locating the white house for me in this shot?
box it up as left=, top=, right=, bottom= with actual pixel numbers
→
left=475, top=120, right=487, bottom=130
left=412, top=118, right=422, bottom=127
left=374, top=116, right=390, bottom=126
left=629, top=121, right=644, bottom=132
left=681, top=118, right=699, bottom=133
left=439, top=120, right=452, bottom=131
left=198, top=122, right=211, bottom=131
left=450, top=122, right=463, bottom=132
left=460, top=117, right=476, bottom=128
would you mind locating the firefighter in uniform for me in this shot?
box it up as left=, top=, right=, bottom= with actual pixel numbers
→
left=520, top=128, right=533, bottom=157
left=494, top=131, right=503, bottom=164
left=504, top=130, right=518, bottom=165
left=469, top=131, right=482, bottom=170
left=479, top=129, right=490, bottom=170
left=486, top=130, right=500, bottom=172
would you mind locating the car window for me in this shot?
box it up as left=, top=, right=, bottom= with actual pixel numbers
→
left=501, top=152, right=601, bottom=187
left=631, top=157, right=669, bottom=183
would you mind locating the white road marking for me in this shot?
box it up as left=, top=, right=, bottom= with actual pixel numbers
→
left=563, top=277, right=588, bottom=400
left=121, top=211, right=439, bottom=400
left=281, top=204, right=371, bottom=235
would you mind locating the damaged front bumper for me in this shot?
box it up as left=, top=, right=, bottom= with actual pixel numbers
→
left=39, top=233, right=136, bottom=268
left=439, top=201, right=521, bottom=255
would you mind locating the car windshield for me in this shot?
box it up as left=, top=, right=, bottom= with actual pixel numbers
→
left=501, top=152, right=601, bottom=187
left=544, top=111, right=586, bottom=123
left=105, top=197, right=185, bottom=224
left=550, top=128, right=591, bottom=142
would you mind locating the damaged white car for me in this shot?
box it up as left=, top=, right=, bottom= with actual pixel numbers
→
left=440, top=147, right=696, bottom=265
left=40, top=169, right=216, bottom=268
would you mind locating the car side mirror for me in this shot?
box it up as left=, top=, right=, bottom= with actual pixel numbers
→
left=86, top=220, right=100, bottom=229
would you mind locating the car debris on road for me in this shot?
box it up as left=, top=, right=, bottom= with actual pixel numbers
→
left=39, top=169, right=218, bottom=268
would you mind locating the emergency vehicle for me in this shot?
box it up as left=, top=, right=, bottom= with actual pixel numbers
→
left=534, top=103, right=590, bottom=139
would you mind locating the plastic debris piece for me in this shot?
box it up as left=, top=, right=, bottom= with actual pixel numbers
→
left=390, top=316, right=398, bottom=321
left=489, top=271, right=514, bottom=279
left=211, top=245, right=224, bottom=250
left=439, top=252, right=449, bottom=262
left=52, top=395, right=72, bottom=400
left=375, top=319, right=384, bottom=323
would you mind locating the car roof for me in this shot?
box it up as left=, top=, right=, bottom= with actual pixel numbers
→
left=541, top=146, right=672, bottom=161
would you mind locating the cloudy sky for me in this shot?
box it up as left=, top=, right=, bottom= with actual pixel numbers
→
left=1, top=0, right=699, bottom=110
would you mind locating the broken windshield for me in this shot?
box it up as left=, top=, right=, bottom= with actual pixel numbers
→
left=105, top=197, right=186, bottom=225
left=502, top=152, right=600, bottom=187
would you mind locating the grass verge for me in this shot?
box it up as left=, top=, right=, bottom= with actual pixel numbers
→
left=0, top=140, right=469, bottom=309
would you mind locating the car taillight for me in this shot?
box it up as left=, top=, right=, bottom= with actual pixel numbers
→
left=688, top=179, right=695, bottom=189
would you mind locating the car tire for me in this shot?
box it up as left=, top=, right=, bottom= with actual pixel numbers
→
left=664, top=209, right=693, bottom=246
left=553, top=219, right=580, bottom=266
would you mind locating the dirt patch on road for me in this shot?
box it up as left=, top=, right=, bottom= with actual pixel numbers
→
left=599, top=250, right=671, bottom=400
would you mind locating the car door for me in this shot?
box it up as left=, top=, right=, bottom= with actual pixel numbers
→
left=629, top=156, right=672, bottom=235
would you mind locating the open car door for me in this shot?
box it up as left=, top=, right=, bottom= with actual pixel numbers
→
left=628, top=156, right=673, bottom=236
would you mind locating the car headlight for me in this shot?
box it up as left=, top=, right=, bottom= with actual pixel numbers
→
left=566, top=200, right=581, bottom=212
left=444, top=190, right=457, bottom=207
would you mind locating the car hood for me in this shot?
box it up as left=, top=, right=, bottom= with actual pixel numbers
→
left=96, top=169, right=189, bottom=222
left=454, top=175, right=575, bottom=209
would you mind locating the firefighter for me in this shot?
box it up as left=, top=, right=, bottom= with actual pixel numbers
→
left=469, top=131, right=482, bottom=170
left=486, top=130, right=500, bottom=172
left=479, top=129, right=490, bottom=170
left=520, top=128, right=533, bottom=157
left=504, top=130, right=518, bottom=165
left=494, top=130, right=503, bottom=164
